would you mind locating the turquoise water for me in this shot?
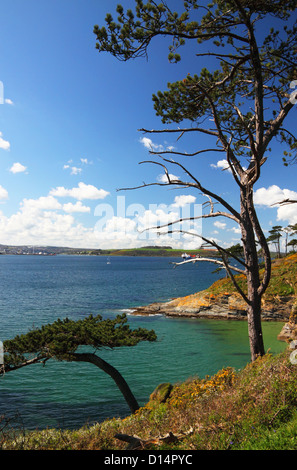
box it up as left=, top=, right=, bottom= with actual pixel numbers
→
left=0, top=255, right=286, bottom=430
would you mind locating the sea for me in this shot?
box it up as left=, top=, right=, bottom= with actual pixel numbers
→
left=0, top=254, right=287, bottom=430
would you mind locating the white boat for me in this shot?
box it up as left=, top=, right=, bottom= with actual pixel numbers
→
left=181, top=253, right=191, bottom=260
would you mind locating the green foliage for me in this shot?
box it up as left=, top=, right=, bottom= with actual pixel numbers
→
left=288, top=239, right=297, bottom=250
left=226, top=243, right=244, bottom=258
left=205, top=252, right=297, bottom=298
left=94, top=1, right=297, bottom=163
left=4, top=350, right=297, bottom=450
left=3, top=314, right=157, bottom=367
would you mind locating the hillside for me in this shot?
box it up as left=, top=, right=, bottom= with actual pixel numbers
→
left=0, top=244, right=218, bottom=258
left=2, top=349, right=297, bottom=450
left=107, top=247, right=219, bottom=257
left=133, top=253, right=297, bottom=325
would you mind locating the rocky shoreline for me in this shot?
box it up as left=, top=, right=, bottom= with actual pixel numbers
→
left=130, top=288, right=297, bottom=344
left=130, top=253, right=297, bottom=343
left=130, top=289, right=293, bottom=323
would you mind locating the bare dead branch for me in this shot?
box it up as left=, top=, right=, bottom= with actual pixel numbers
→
left=158, top=156, right=242, bottom=221
left=138, top=127, right=219, bottom=138
left=148, top=148, right=225, bottom=157
left=272, top=199, right=297, bottom=206
left=162, top=228, right=248, bottom=268
left=167, top=229, right=249, bottom=301
left=171, top=256, right=246, bottom=275
left=115, top=428, right=194, bottom=450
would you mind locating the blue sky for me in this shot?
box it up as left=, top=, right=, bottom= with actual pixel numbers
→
left=0, top=0, right=296, bottom=250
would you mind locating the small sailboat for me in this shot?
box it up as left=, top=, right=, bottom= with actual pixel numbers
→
left=106, top=257, right=111, bottom=265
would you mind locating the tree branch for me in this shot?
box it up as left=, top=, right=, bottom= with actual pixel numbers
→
left=272, top=199, right=297, bottom=206
left=148, top=148, right=225, bottom=158
left=171, top=256, right=245, bottom=275
left=3, top=355, right=48, bottom=373
left=262, top=98, right=295, bottom=153
left=158, top=156, right=242, bottom=221
left=220, top=251, right=249, bottom=303
left=138, top=127, right=219, bottom=138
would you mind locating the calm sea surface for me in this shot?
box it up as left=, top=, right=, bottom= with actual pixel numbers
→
left=0, top=255, right=286, bottom=430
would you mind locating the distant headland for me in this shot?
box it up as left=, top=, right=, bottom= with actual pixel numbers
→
left=0, top=244, right=219, bottom=258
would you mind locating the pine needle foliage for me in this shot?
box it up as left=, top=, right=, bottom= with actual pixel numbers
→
left=3, top=314, right=156, bottom=367
left=2, top=315, right=157, bottom=414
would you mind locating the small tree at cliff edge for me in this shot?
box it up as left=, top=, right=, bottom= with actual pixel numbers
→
left=2, top=314, right=157, bottom=414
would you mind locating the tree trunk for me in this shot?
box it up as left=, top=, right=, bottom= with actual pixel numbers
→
left=247, top=298, right=264, bottom=361
left=72, top=352, right=140, bottom=414
left=240, top=186, right=265, bottom=361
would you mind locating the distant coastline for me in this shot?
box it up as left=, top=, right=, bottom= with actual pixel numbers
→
left=0, top=244, right=219, bottom=258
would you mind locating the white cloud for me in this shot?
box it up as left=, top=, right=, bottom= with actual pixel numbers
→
left=94, top=208, right=202, bottom=249
left=81, top=158, right=91, bottom=164
left=172, top=195, right=196, bottom=207
left=157, top=173, right=180, bottom=183
left=0, top=189, right=205, bottom=249
left=105, top=216, right=137, bottom=234
left=63, top=164, right=82, bottom=175
left=9, top=162, right=27, bottom=174
left=278, top=205, right=297, bottom=225
left=254, top=185, right=297, bottom=225
left=0, top=196, right=95, bottom=248
left=254, top=185, right=297, bottom=207
left=210, top=159, right=232, bottom=173
left=139, top=137, right=164, bottom=152
left=229, top=226, right=241, bottom=234
left=0, top=185, right=8, bottom=200
left=137, top=208, right=180, bottom=231
left=5, top=99, right=14, bottom=105
left=50, top=182, right=109, bottom=201
left=21, top=196, right=62, bottom=211
left=139, top=137, right=176, bottom=154
left=63, top=201, right=91, bottom=213
left=0, top=132, right=10, bottom=151
left=70, top=166, right=82, bottom=175
left=214, top=220, right=227, bottom=229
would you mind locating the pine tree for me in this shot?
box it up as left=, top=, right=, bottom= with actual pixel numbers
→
left=94, top=0, right=297, bottom=361
left=2, top=314, right=157, bottom=413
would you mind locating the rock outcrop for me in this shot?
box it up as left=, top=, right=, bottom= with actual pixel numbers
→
left=149, top=383, right=173, bottom=404
left=277, top=300, right=297, bottom=342
left=132, top=254, right=297, bottom=342
left=132, top=289, right=293, bottom=322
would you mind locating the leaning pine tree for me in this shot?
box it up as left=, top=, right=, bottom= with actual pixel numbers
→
left=2, top=314, right=157, bottom=413
left=94, top=0, right=297, bottom=361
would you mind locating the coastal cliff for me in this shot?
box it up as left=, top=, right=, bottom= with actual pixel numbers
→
left=132, top=253, right=297, bottom=341
left=132, top=289, right=294, bottom=321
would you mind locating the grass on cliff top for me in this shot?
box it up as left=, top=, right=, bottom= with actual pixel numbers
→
left=108, top=248, right=215, bottom=257
left=206, top=252, right=297, bottom=298
left=2, top=348, right=297, bottom=450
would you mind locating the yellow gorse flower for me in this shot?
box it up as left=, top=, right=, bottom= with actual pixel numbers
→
left=167, top=368, right=235, bottom=407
